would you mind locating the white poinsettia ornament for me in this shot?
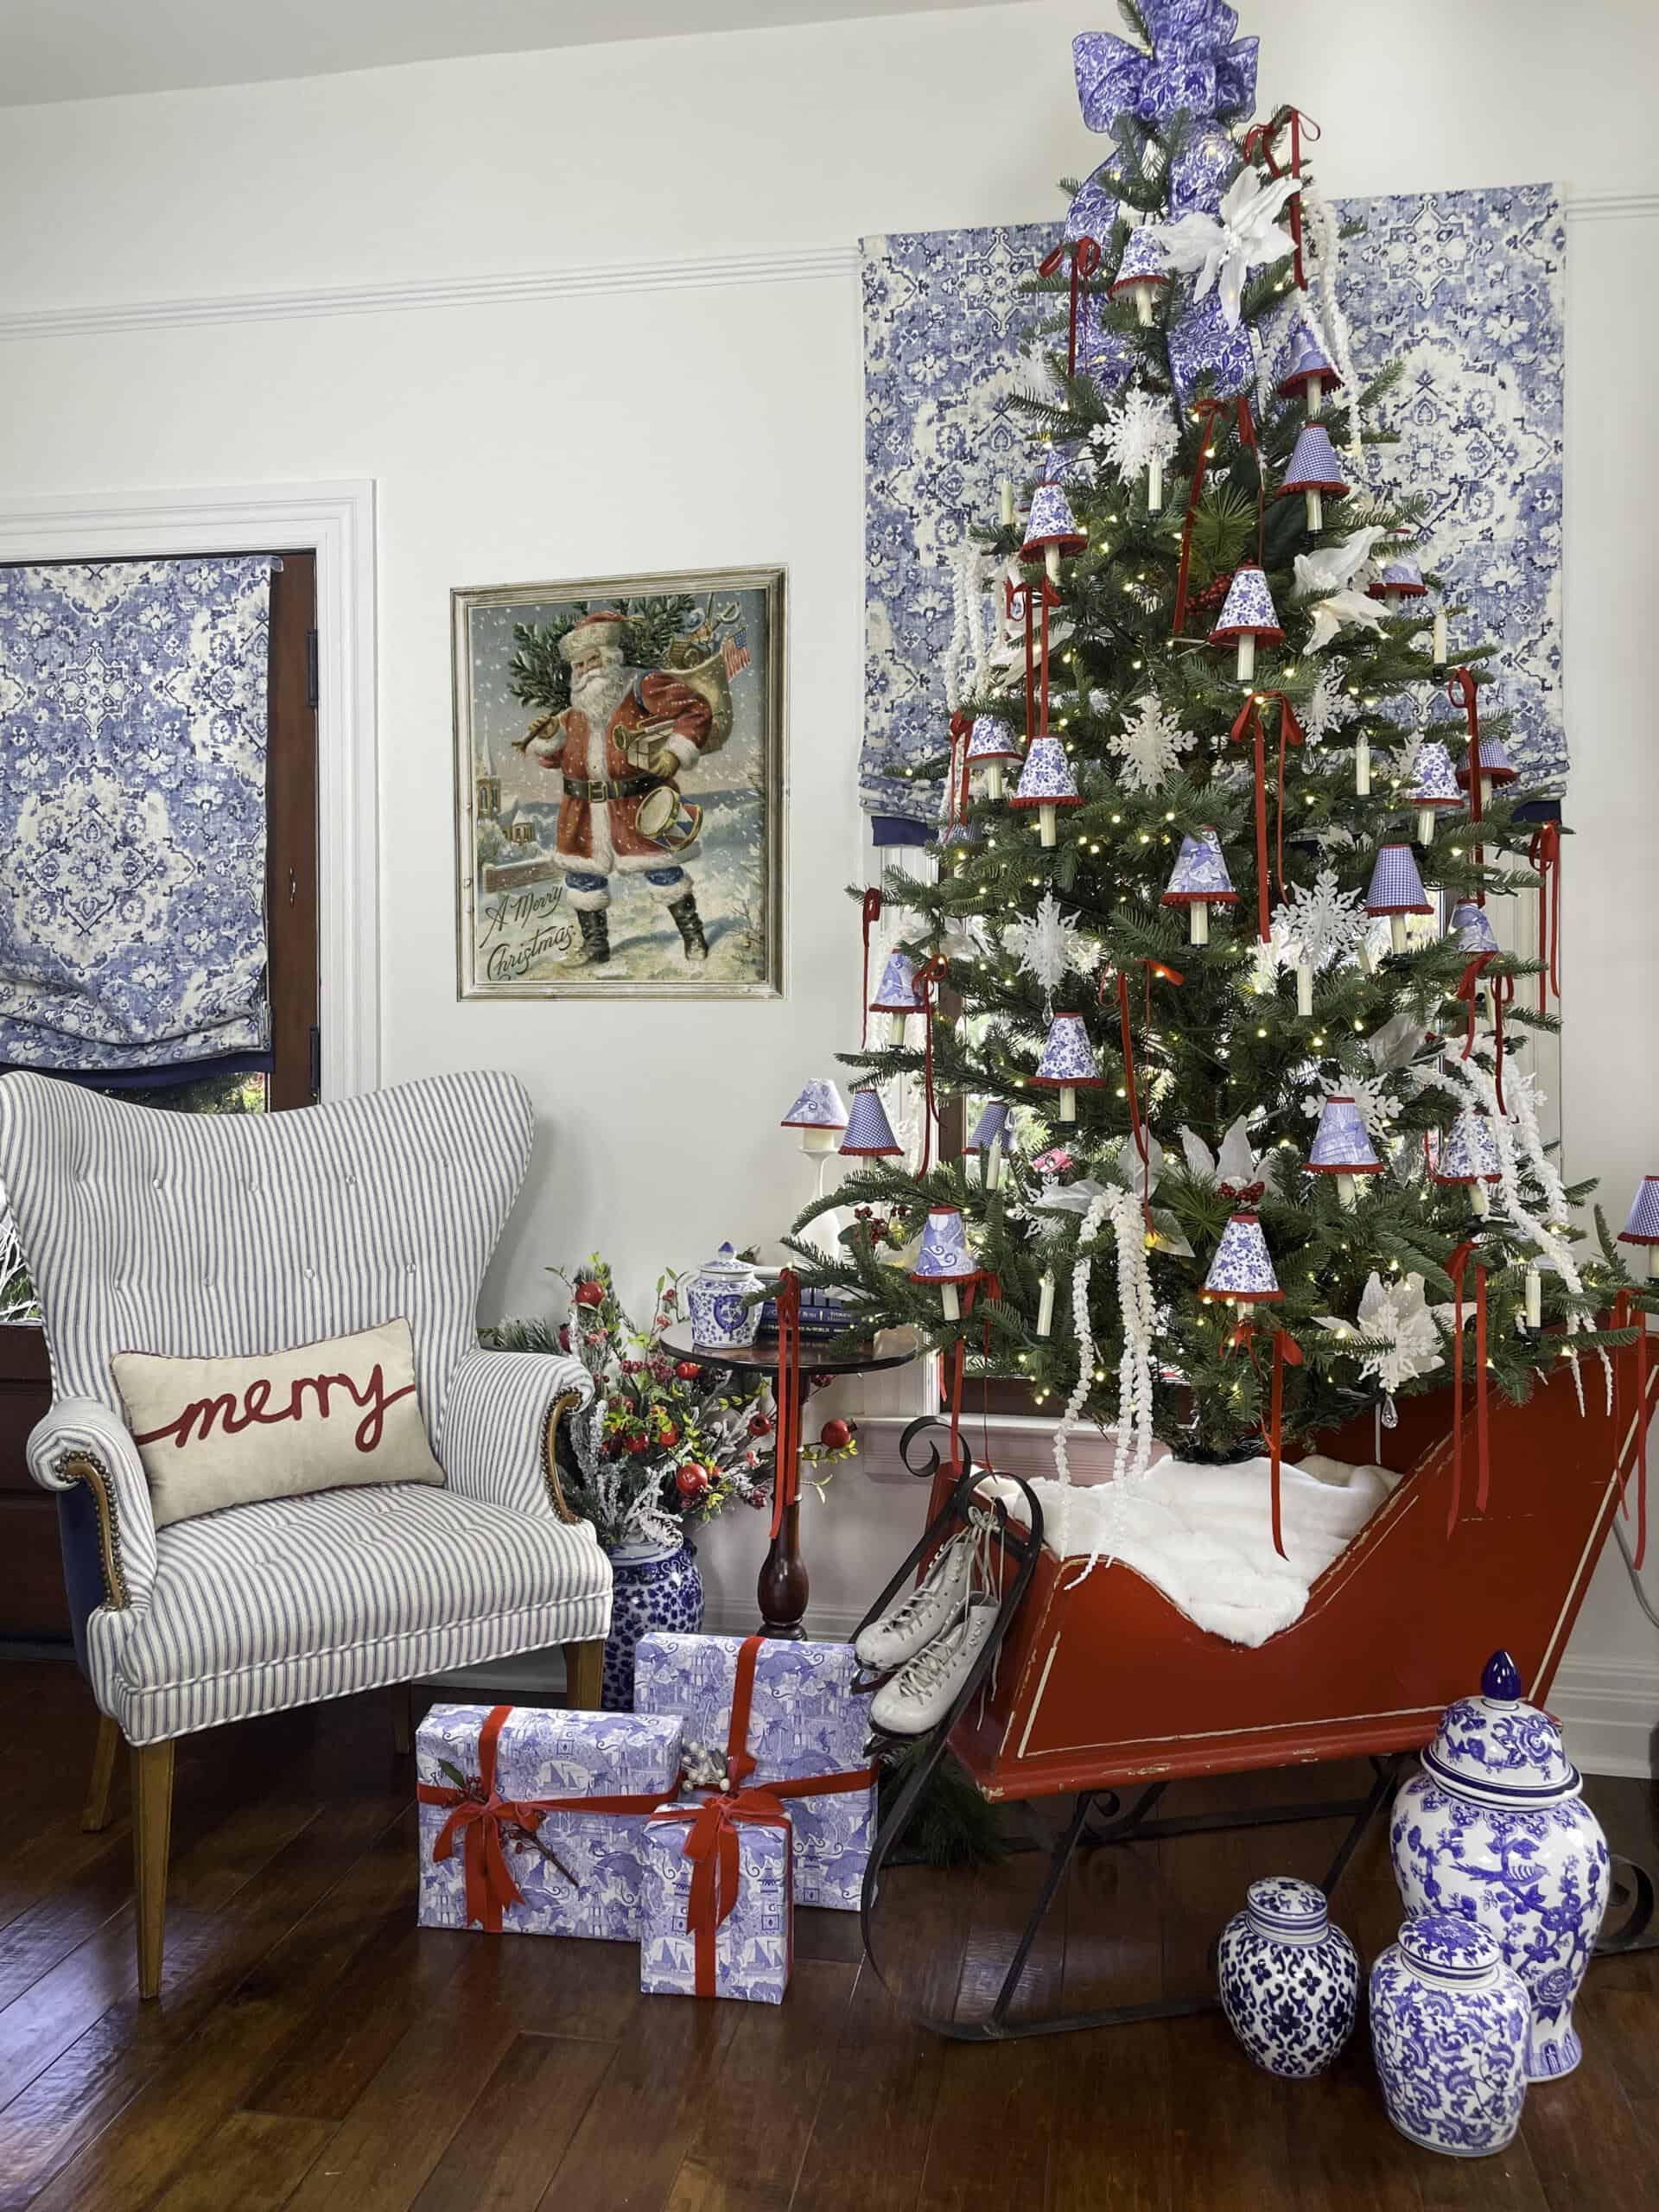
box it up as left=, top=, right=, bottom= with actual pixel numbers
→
left=1318, top=1271, right=1445, bottom=1395
left=1153, top=166, right=1302, bottom=329
left=1292, top=526, right=1390, bottom=653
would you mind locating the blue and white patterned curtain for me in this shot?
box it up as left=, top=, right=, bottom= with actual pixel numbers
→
left=0, top=556, right=275, bottom=1074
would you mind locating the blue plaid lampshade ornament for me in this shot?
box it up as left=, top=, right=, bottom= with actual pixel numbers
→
left=1209, top=563, right=1283, bottom=682
left=1204, top=1212, right=1283, bottom=1307
left=1277, top=421, right=1349, bottom=532
left=1020, top=479, right=1087, bottom=583
left=1277, top=328, right=1340, bottom=416
left=1620, top=1177, right=1659, bottom=1279
left=869, top=950, right=923, bottom=1044
left=1109, top=225, right=1169, bottom=326
left=965, top=714, right=1021, bottom=801
left=781, top=1078, right=849, bottom=1156
left=968, top=1098, right=1013, bottom=1190
left=1161, top=827, right=1237, bottom=946
left=910, top=1205, right=982, bottom=1321
left=1032, top=1013, right=1102, bottom=1124
left=1454, top=731, right=1518, bottom=810
left=1308, top=1094, right=1382, bottom=1209
left=1407, top=740, right=1462, bottom=844
left=839, top=1089, right=902, bottom=1159
left=1448, top=899, right=1501, bottom=957
left=1431, top=1109, right=1503, bottom=1216
left=1010, top=735, right=1082, bottom=849
left=1366, top=843, right=1433, bottom=953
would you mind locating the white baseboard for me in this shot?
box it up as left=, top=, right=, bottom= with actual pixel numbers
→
left=1548, top=1658, right=1659, bottom=1778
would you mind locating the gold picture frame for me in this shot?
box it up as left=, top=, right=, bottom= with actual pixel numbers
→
left=453, top=565, right=785, bottom=999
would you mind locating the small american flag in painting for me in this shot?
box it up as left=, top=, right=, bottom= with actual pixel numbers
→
left=721, top=629, right=751, bottom=680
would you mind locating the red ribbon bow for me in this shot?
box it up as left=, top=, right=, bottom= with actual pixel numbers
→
left=1224, top=1320, right=1303, bottom=1558
left=1612, top=1289, right=1649, bottom=1571
left=416, top=1706, right=678, bottom=1932
left=1446, top=1241, right=1490, bottom=1538
left=1039, top=234, right=1103, bottom=379
left=1230, top=690, right=1305, bottom=943
left=1528, top=823, right=1561, bottom=1014
left=1173, top=395, right=1261, bottom=640
left=1455, top=950, right=1514, bottom=1115
left=1242, top=106, right=1319, bottom=289
left=859, top=888, right=883, bottom=1048
left=1446, top=669, right=1487, bottom=901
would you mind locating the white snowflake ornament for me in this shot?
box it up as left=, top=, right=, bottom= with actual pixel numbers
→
left=1318, top=1271, right=1445, bottom=1395
left=1300, top=664, right=1357, bottom=747
left=1109, top=693, right=1198, bottom=795
left=1283, top=868, right=1367, bottom=970
left=1002, top=893, right=1090, bottom=1009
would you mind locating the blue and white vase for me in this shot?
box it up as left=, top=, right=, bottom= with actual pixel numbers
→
left=600, top=1538, right=704, bottom=1712
left=1370, top=1912, right=1530, bottom=2158
left=1216, top=1877, right=1359, bottom=2077
left=1389, top=1649, right=1611, bottom=2080
left=686, top=1243, right=763, bottom=1351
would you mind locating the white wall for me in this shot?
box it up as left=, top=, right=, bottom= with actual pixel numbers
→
left=1, top=0, right=1656, bottom=1745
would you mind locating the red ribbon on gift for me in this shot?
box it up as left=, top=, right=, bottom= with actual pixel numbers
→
left=656, top=1636, right=876, bottom=1997
left=859, top=888, right=882, bottom=1048
left=1446, top=1241, right=1491, bottom=1538
left=1446, top=669, right=1486, bottom=903
left=1173, top=395, right=1260, bottom=640
left=1242, top=106, right=1319, bottom=289
left=416, top=1705, right=678, bottom=1933
left=1039, top=234, right=1103, bottom=380
left=1455, top=950, right=1514, bottom=1115
left=1612, top=1289, right=1649, bottom=1572
left=1528, top=822, right=1561, bottom=1014
left=1224, top=1320, right=1302, bottom=1559
left=1230, top=690, right=1305, bottom=943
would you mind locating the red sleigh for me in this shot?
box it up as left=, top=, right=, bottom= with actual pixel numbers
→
left=860, top=1338, right=1658, bottom=2039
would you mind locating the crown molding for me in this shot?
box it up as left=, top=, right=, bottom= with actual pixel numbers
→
left=0, top=188, right=1650, bottom=347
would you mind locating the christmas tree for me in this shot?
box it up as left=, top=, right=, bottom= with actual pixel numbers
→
left=793, top=3, right=1641, bottom=1502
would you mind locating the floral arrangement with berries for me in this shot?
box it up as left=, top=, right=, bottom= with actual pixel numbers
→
left=485, top=1256, right=857, bottom=1552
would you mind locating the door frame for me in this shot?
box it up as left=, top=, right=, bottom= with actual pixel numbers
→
left=0, top=480, right=379, bottom=1097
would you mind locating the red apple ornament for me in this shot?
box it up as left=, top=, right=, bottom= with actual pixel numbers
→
left=819, top=1418, right=855, bottom=1450
left=676, top=1462, right=711, bottom=1502
left=573, top=1280, right=604, bottom=1308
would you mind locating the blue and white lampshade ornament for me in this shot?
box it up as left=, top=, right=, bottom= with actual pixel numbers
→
left=1407, top=739, right=1463, bottom=844
left=1431, top=1109, right=1503, bottom=1216
left=967, top=1098, right=1013, bottom=1190
left=1109, top=225, right=1169, bottom=327
left=839, top=1088, right=902, bottom=1160
left=1031, top=1013, right=1102, bottom=1124
left=1308, top=1094, right=1382, bottom=1210
left=1161, top=827, right=1237, bottom=945
left=1208, top=563, right=1283, bottom=683
left=1455, top=731, right=1518, bottom=812
left=1376, top=557, right=1428, bottom=617
left=1204, top=1210, right=1282, bottom=1313
left=868, top=950, right=923, bottom=1046
left=909, top=1205, right=982, bottom=1322
left=1010, top=734, right=1082, bottom=849
left=1619, top=1176, right=1659, bottom=1279
left=1370, top=1912, right=1529, bottom=2158
left=1366, top=842, right=1433, bottom=954
left=1278, top=420, right=1349, bottom=533
left=1449, top=899, right=1501, bottom=957
left=1020, top=478, right=1087, bottom=585
left=780, top=1078, right=849, bottom=1154
left=1276, top=327, right=1341, bottom=418
left=964, top=714, right=1021, bottom=802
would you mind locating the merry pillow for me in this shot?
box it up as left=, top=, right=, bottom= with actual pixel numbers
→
left=112, top=1318, right=444, bottom=1529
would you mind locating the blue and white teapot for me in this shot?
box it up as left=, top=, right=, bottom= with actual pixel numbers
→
left=1389, top=1649, right=1610, bottom=2081
left=687, top=1243, right=763, bottom=1351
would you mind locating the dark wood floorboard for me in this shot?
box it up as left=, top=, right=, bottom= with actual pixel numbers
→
left=0, top=1659, right=1654, bottom=2212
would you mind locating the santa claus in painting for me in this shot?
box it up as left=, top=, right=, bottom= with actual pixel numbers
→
left=519, top=609, right=713, bottom=967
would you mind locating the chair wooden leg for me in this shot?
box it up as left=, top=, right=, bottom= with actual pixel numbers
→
left=131, top=1739, right=175, bottom=2001
left=389, top=1681, right=415, bottom=1757
left=81, top=1711, right=120, bottom=1834
left=563, top=1637, right=606, bottom=1711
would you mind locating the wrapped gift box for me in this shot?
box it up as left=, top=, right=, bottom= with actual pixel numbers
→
left=416, top=1701, right=682, bottom=1939
left=640, top=1796, right=791, bottom=2004
left=633, top=1634, right=874, bottom=1911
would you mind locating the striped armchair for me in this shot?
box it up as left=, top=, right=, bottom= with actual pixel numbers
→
left=0, top=1068, right=611, bottom=1998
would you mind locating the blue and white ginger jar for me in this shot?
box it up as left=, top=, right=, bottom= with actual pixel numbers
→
left=600, top=1537, right=704, bottom=1712
left=1217, top=1876, right=1358, bottom=2077
left=1389, top=1649, right=1610, bottom=2081
left=1370, top=1911, right=1529, bottom=2158
left=687, top=1243, right=763, bottom=1351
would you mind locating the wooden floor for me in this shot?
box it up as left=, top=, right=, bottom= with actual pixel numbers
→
left=1, top=1656, right=1656, bottom=2212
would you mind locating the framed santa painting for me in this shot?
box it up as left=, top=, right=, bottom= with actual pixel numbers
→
left=452, top=566, right=785, bottom=998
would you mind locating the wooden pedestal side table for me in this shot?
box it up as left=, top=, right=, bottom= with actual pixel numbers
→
left=658, top=1321, right=920, bottom=1639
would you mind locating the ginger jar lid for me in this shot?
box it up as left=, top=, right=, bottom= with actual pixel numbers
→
left=1421, top=1649, right=1580, bottom=1808
left=1398, top=1911, right=1500, bottom=1983
left=697, top=1242, right=755, bottom=1281
left=1245, top=1876, right=1329, bottom=1937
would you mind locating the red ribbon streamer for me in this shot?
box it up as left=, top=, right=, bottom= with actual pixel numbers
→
left=1455, top=950, right=1514, bottom=1116
left=1009, top=574, right=1062, bottom=740
left=1613, top=1290, right=1649, bottom=1571
left=1446, top=1241, right=1491, bottom=1538
left=1446, top=669, right=1486, bottom=903
left=1173, top=395, right=1260, bottom=639
left=1229, top=690, right=1304, bottom=942
left=942, top=1272, right=1001, bottom=1477
left=1225, top=1321, right=1303, bottom=1558
left=1243, top=107, right=1319, bottom=290
left=416, top=1706, right=678, bottom=1932
left=1039, top=234, right=1103, bottom=379
left=913, top=952, right=951, bottom=1175
left=1528, top=823, right=1561, bottom=1014
left=947, top=710, right=974, bottom=826
left=769, top=1270, right=802, bottom=1541
left=1107, top=962, right=1183, bottom=1221
left=860, top=888, right=882, bottom=1048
